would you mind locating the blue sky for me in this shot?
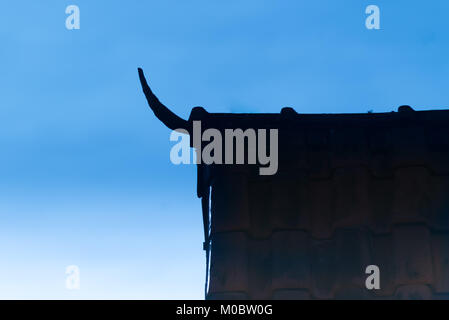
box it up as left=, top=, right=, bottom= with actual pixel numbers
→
left=0, top=0, right=448, bottom=299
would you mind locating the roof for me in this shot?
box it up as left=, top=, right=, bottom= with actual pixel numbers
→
left=139, top=69, right=449, bottom=299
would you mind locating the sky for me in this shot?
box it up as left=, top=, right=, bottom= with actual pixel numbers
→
left=0, top=0, right=448, bottom=299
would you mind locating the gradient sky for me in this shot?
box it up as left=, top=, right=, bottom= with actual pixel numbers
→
left=0, top=0, right=448, bottom=299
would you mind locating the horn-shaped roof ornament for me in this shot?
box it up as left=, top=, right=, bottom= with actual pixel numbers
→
left=138, top=68, right=190, bottom=131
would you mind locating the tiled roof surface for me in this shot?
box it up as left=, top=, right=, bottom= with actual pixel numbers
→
left=199, top=107, right=449, bottom=300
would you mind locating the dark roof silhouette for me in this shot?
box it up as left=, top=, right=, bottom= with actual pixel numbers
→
left=139, top=68, right=449, bottom=300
